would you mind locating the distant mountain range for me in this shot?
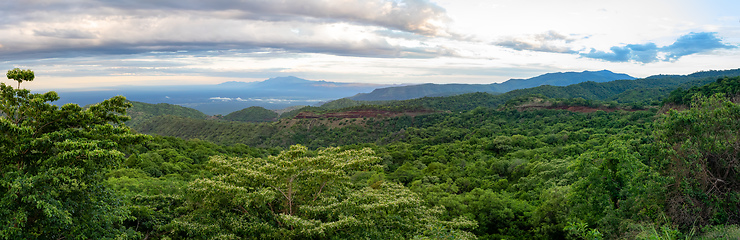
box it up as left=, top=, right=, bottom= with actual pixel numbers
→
left=123, top=68, right=740, bottom=138
left=350, top=70, right=635, bottom=101
left=50, top=70, right=657, bottom=115
left=217, top=76, right=387, bottom=91
left=318, top=68, right=740, bottom=115
left=129, top=69, right=740, bottom=147
left=52, top=76, right=392, bottom=115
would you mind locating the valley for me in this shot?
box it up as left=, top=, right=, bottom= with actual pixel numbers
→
left=5, top=68, right=740, bottom=239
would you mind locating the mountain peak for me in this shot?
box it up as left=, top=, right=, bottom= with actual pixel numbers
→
left=351, top=69, right=636, bottom=101
left=504, top=70, right=635, bottom=88
left=264, top=76, right=311, bottom=84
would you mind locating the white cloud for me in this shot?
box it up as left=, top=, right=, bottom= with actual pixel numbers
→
left=0, top=0, right=457, bottom=60
left=209, top=96, right=325, bottom=103
left=1, top=0, right=739, bottom=90
left=2, top=21, right=451, bottom=60
left=209, top=97, right=232, bottom=101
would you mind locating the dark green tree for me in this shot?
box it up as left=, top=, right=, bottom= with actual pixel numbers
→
left=0, top=74, right=149, bottom=239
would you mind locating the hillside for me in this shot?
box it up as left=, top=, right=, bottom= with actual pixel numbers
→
left=379, top=68, right=740, bottom=112
left=350, top=83, right=499, bottom=101
left=222, top=106, right=279, bottom=122
left=501, top=69, right=635, bottom=90
left=350, top=70, right=634, bottom=101
left=319, top=97, right=390, bottom=110
left=126, top=101, right=208, bottom=128
left=130, top=69, right=739, bottom=146
left=126, top=68, right=740, bottom=136
left=664, top=75, right=740, bottom=105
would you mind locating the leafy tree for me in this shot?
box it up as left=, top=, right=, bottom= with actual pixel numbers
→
left=656, top=94, right=740, bottom=227
left=568, top=138, right=666, bottom=238
left=0, top=78, right=149, bottom=239
left=563, top=221, right=603, bottom=240
left=5, top=68, right=34, bottom=89
left=171, top=145, right=475, bottom=239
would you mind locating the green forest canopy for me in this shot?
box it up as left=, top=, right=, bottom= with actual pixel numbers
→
left=3, top=69, right=740, bottom=239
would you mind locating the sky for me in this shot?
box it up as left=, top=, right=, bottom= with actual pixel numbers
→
left=0, top=0, right=739, bottom=90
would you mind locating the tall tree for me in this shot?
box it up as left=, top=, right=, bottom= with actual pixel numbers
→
left=5, top=68, right=34, bottom=89
left=0, top=74, right=149, bottom=239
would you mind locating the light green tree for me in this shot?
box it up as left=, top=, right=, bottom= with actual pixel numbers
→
left=6, top=68, right=35, bottom=89
left=171, top=145, right=476, bottom=239
left=0, top=72, right=149, bottom=239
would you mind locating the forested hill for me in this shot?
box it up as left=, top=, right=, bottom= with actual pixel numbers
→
left=502, top=69, right=635, bottom=90
left=221, top=106, right=279, bottom=122
left=350, top=70, right=634, bottom=101
left=127, top=68, right=740, bottom=139
left=342, top=68, right=740, bottom=112
left=120, top=75, right=740, bottom=239
left=8, top=68, right=740, bottom=239
left=131, top=73, right=740, bottom=149
left=126, top=101, right=208, bottom=127
left=122, top=68, right=740, bottom=134
left=664, top=75, right=740, bottom=105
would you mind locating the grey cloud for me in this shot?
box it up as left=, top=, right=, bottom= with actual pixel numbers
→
left=34, top=29, right=98, bottom=39
left=581, top=32, right=736, bottom=63
left=495, top=31, right=579, bottom=53
left=3, top=0, right=451, bottom=36
left=0, top=52, right=197, bottom=78
left=373, top=29, right=430, bottom=41
left=0, top=0, right=454, bottom=60
left=0, top=34, right=454, bottom=61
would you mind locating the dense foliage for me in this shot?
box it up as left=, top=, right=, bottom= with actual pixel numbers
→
left=169, top=145, right=475, bottom=239
left=222, top=106, right=278, bottom=122
left=122, top=74, right=740, bottom=239
left=5, top=69, right=740, bottom=239
left=318, top=98, right=389, bottom=110
left=656, top=94, right=740, bottom=227
left=664, top=76, right=740, bottom=105
left=127, top=101, right=208, bottom=128
left=0, top=78, right=149, bottom=239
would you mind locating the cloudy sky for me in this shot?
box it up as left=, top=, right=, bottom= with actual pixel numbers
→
left=1, top=0, right=738, bottom=90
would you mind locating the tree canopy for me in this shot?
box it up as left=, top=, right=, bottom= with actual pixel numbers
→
left=5, top=68, right=35, bottom=89
left=5, top=69, right=740, bottom=239
left=171, top=145, right=476, bottom=239
left=0, top=79, right=149, bottom=239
